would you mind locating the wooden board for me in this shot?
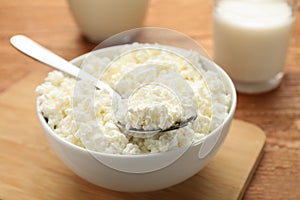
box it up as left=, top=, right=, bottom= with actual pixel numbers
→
left=0, top=71, right=266, bottom=200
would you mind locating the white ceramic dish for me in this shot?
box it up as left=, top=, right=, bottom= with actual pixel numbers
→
left=36, top=45, right=237, bottom=192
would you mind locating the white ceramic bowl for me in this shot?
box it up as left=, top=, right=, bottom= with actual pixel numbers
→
left=36, top=45, right=237, bottom=192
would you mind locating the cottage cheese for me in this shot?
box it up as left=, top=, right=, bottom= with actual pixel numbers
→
left=125, top=83, right=183, bottom=131
left=36, top=43, right=231, bottom=154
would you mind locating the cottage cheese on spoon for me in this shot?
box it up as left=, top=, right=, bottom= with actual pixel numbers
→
left=125, top=83, right=183, bottom=131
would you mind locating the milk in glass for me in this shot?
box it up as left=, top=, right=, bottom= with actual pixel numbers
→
left=213, top=0, right=295, bottom=93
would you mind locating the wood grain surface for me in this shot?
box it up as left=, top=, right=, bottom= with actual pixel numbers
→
left=0, top=71, right=265, bottom=200
left=0, top=0, right=300, bottom=199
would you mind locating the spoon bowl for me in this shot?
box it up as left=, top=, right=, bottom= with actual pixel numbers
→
left=116, top=115, right=198, bottom=138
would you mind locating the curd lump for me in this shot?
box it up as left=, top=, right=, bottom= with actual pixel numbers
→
left=36, top=43, right=231, bottom=154
left=126, top=83, right=183, bottom=131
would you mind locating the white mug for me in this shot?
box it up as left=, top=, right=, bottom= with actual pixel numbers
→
left=67, top=0, right=149, bottom=42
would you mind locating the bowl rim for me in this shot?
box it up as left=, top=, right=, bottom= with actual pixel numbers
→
left=36, top=44, right=237, bottom=158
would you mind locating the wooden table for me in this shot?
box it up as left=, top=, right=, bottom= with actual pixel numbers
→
left=0, top=0, right=299, bottom=199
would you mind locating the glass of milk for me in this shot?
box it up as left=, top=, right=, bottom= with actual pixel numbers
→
left=67, top=0, right=149, bottom=43
left=213, top=0, right=297, bottom=94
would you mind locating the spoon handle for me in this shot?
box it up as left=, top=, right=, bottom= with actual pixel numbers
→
left=10, top=35, right=81, bottom=77
left=10, top=35, right=114, bottom=95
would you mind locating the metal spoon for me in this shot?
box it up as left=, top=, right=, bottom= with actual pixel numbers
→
left=116, top=115, right=197, bottom=138
left=10, top=35, right=196, bottom=137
